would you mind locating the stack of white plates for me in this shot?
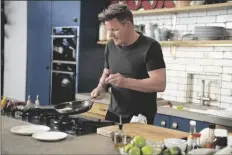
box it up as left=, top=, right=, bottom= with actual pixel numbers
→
left=10, top=124, right=67, bottom=141
left=225, top=28, right=232, bottom=40
left=194, top=26, right=225, bottom=40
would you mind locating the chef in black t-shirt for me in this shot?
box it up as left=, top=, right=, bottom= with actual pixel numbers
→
left=91, top=4, right=166, bottom=125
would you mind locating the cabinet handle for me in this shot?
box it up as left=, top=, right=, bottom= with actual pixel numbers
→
left=99, top=108, right=106, bottom=112
left=161, top=120, right=166, bottom=127
left=45, top=65, right=50, bottom=70
left=73, top=17, right=78, bottom=23
left=172, top=122, right=178, bottom=129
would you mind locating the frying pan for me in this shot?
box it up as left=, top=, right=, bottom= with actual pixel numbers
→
left=54, top=97, right=96, bottom=115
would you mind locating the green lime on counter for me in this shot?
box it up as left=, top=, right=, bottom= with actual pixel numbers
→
left=169, top=146, right=181, bottom=155
left=124, top=144, right=134, bottom=153
left=141, top=145, right=154, bottom=155
left=177, top=105, right=184, bottom=110
left=132, top=136, right=146, bottom=148
left=128, top=146, right=141, bottom=155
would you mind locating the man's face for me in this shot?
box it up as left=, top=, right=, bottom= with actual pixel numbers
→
left=105, top=18, right=129, bottom=46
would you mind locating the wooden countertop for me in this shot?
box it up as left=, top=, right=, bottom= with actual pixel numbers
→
left=80, top=112, right=105, bottom=120
left=97, top=123, right=188, bottom=141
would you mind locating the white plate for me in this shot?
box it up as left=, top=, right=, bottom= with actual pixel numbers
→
left=10, top=125, right=50, bottom=136
left=32, top=131, right=67, bottom=141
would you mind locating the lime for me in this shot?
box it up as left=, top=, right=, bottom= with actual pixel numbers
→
left=169, top=146, right=181, bottom=155
left=124, top=144, right=134, bottom=153
left=128, top=146, right=141, bottom=155
left=141, top=145, right=154, bottom=155
left=133, top=136, right=146, bottom=148
left=177, top=105, right=184, bottom=110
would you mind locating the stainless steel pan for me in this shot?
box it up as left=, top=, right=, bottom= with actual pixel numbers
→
left=54, top=97, right=96, bottom=115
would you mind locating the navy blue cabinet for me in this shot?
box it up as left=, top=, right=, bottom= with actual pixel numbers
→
left=154, top=114, right=170, bottom=128
left=26, top=1, right=52, bottom=105
left=26, top=1, right=81, bottom=105
left=51, top=1, right=80, bottom=27
left=154, top=113, right=210, bottom=133
left=169, top=116, right=190, bottom=132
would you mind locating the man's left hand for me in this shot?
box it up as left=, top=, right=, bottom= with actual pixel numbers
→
left=105, top=73, right=126, bottom=87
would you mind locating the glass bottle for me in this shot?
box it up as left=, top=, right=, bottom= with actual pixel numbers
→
left=114, top=115, right=125, bottom=149
left=193, top=133, right=203, bottom=149
left=187, top=120, right=196, bottom=152
left=205, top=124, right=216, bottom=148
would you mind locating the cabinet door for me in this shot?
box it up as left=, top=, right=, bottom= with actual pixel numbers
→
left=51, top=1, right=80, bottom=27
left=154, top=114, right=170, bottom=128
left=169, top=116, right=190, bottom=132
left=26, top=1, right=52, bottom=105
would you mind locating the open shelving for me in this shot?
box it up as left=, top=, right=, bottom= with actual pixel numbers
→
left=97, top=40, right=232, bottom=47
left=131, top=2, right=232, bottom=16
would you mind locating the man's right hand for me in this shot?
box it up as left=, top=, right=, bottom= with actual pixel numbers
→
left=90, top=86, right=105, bottom=100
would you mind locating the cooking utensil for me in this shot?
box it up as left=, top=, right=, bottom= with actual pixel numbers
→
left=54, top=96, right=96, bottom=115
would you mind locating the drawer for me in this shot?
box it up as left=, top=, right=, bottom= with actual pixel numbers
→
left=169, top=116, right=190, bottom=132
left=154, top=114, right=170, bottom=128
left=88, top=102, right=108, bottom=116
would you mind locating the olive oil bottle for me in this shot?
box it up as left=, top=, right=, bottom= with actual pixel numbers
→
left=114, top=115, right=125, bottom=149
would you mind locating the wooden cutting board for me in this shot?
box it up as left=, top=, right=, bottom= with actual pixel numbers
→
left=97, top=123, right=188, bottom=141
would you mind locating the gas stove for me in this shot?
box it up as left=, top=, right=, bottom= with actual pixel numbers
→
left=2, top=106, right=115, bottom=136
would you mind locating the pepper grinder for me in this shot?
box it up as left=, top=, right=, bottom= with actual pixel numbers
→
left=113, top=115, right=125, bottom=149
left=35, top=95, right=40, bottom=108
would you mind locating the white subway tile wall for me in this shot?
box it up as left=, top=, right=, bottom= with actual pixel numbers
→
left=134, top=7, right=232, bottom=108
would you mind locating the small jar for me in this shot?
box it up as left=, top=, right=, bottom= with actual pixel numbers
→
left=214, top=129, right=228, bottom=151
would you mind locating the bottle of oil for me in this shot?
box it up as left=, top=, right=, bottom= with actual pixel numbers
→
left=114, top=115, right=125, bottom=150
left=187, top=120, right=196, bottom=152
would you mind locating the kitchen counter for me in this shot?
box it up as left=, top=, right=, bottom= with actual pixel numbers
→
left=0, top=116, right=119, bottom=155
left=76, top=93, right=111, bottom=104
left=75, top=93, right=232, bottom=128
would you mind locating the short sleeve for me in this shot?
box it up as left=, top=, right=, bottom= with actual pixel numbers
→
left=104, top=44, right=109, bottom=69
left=145, top=41, right=166, bottom=71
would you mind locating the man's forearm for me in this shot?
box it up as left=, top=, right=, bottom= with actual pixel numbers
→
left=98, top=68, right=110, bottom=89
left=123, top=78, right=166, bottom=93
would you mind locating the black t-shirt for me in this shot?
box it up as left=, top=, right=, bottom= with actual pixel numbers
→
left=104, top=33, right=166, bottom=121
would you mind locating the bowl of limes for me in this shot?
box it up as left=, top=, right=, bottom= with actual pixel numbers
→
left=119, top=136, right=164, bottom=155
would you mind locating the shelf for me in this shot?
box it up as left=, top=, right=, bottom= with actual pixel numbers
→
left=51, top=35, right=76, bottom=38
left=131, top=2, right=232, bottom=16
left=52, top=60, right=76, bottom=65
left=97, top=40, right=232, bottom=47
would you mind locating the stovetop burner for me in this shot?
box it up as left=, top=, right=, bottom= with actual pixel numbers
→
left=3, top=106, right=115, bottom=136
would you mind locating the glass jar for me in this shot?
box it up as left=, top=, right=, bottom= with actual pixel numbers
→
left=214, top=129, right=228, bottom=151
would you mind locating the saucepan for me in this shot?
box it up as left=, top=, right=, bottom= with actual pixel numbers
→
left=54, top=96, right=96, bottom=115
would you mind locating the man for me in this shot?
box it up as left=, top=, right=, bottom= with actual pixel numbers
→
left=91, top=4, right=166, bottom=125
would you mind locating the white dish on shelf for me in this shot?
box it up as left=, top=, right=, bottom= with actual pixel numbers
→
left=10, top=124, right=50, bottom=136
left=32, top=131, right=67, bottom=141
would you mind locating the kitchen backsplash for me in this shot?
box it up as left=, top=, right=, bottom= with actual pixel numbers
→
left=134, top=8, right=232, bottom=108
